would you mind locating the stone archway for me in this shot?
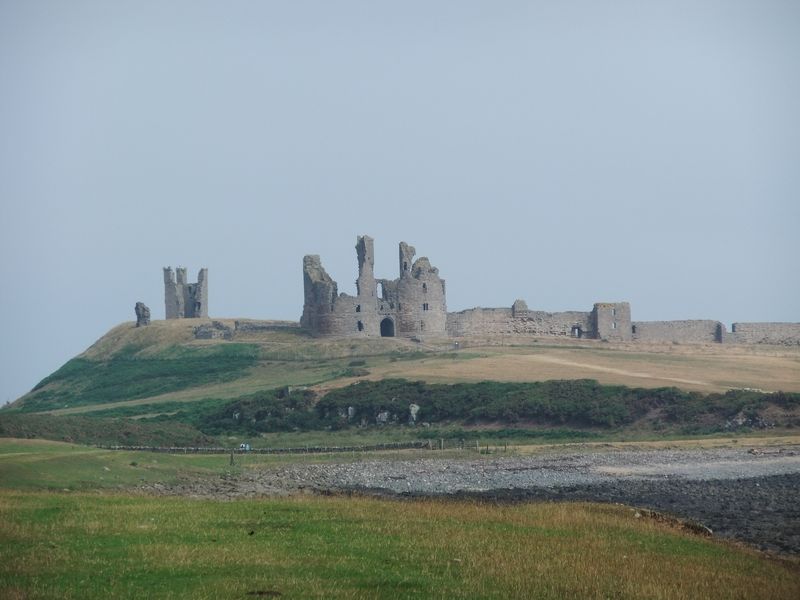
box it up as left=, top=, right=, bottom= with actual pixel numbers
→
left=380, top=317, right=395, bottom=337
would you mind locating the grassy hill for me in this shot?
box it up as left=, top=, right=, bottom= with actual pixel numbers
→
left=3, top=319, right=800, bottom=446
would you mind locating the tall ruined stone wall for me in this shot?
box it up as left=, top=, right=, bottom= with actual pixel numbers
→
left=632, top=320, right=722, bottom=343
left=446, top=306, right=594, bottom=338
left=725, top=323, right=800, bottom=346
left=164, top=267, right=208, bottom=319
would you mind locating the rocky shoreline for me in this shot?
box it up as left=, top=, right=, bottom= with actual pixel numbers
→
left=142, top=444, right=800, bottom=555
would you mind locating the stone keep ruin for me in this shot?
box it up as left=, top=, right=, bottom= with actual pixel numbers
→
left=163, top=267, right=208, bottom=319
left=302, top=236, right=447, bottom=337
left=300, top=235, right=800, bottom=345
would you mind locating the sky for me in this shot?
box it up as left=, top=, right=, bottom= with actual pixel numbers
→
left=1, top=1, right=798, bottom=404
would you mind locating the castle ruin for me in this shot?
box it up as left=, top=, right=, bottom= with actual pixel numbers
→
left=300, top=235, right=800, bottom=345
left=301, top=236, right=447, bottom=337
left=163, top=267, right=208, bottom=319
left=148, top=236, right=798, bottom=346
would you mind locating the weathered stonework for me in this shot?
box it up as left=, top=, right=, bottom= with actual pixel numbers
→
left=445, top=302, right=630, bottom=341
left=194, top=321, right=233, bottom=340
left=164, top=267, right=207, bottom=319
left=632, top=320, right=723, bottom=344
left=134, top=302, right=150, bottom=327
left=725, top=323, right=800, bottom=346
left=301, top=236, right=447, bottom=338
left=298, top=236, right=798, bottom=345
left=592, top=302, right=632, bottom=342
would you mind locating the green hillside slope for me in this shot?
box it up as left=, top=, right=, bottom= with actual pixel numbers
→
left=7, top=319, right=444, bottom=415
left=3, top=318, right=800, bottom=447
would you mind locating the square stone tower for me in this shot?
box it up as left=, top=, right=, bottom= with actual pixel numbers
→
left=164, top=267, right=208, bottom=319
left=591, top=302, right=631, bottom=341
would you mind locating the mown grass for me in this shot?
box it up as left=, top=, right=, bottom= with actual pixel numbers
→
left=1, top=491, right=798, bottom=599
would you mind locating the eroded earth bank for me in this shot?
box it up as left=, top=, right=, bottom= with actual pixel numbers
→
left=142, top=443, right=800, bottom=555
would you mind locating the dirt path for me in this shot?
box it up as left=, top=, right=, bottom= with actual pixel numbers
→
left=522, top=355, right=713, bottom=387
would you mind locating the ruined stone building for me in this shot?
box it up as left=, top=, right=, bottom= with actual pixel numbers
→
left=150, top=238, right=798, bottom=346
left=301, top=236, right=447, bottom=337
left=163, top=267, right=207, bottom=319
left=447, top=300, right=632, bottom=341
left=300, top=235, right=800, bottom=345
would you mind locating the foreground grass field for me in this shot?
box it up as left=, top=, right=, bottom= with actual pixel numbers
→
left=2, top=491, right=799, bottom=600
left=1, top=438, right=799, bottom=599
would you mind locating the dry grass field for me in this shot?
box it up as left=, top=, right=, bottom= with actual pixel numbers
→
left=317, top=338, right=800, bottom=394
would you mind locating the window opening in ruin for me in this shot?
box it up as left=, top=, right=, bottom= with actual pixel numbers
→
left=422, top=283, right=427, bottom=293
left=357, top=321, right=364, bottom=332
left=571, top=326, right=582, bottom=339
left=403, top=261, right=408, bottom=272
left=612, top=321, right=617, bottom=329
left=356, top=305, right=361, bottom=313
left=420, top=321, right=425, bottom=330
left=380, top=317, right=395, bottom=337
left=422, top=303, right=429, bottom=311
left=377, top=282, right=384, bottom=299
left=632, top=325, right=637, bottom=334
left=612, top=308, right=616, bottom=317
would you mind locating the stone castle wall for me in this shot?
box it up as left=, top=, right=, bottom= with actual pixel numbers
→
left=725, top=323, right=800, bottom=346
left=290, top=235, right=798, bottom=346
left=632, top=320, right=723, bottom=344
left=446, top=307, right=594, bottom=338
left=446, top=301, right=632, bottom=341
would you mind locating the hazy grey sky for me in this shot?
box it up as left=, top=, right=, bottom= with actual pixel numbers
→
left=1, top=1, right=798, bottom=404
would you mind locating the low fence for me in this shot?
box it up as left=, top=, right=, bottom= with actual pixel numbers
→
left=96, top=441, right=433, bottom=455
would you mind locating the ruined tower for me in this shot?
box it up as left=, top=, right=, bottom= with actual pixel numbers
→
left=164, top=267, right=208, bottom=319
left=301, top=236, right=446, bottom=337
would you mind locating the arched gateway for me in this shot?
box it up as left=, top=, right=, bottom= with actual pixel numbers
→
left=380, top=317, right=395, bottom=337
